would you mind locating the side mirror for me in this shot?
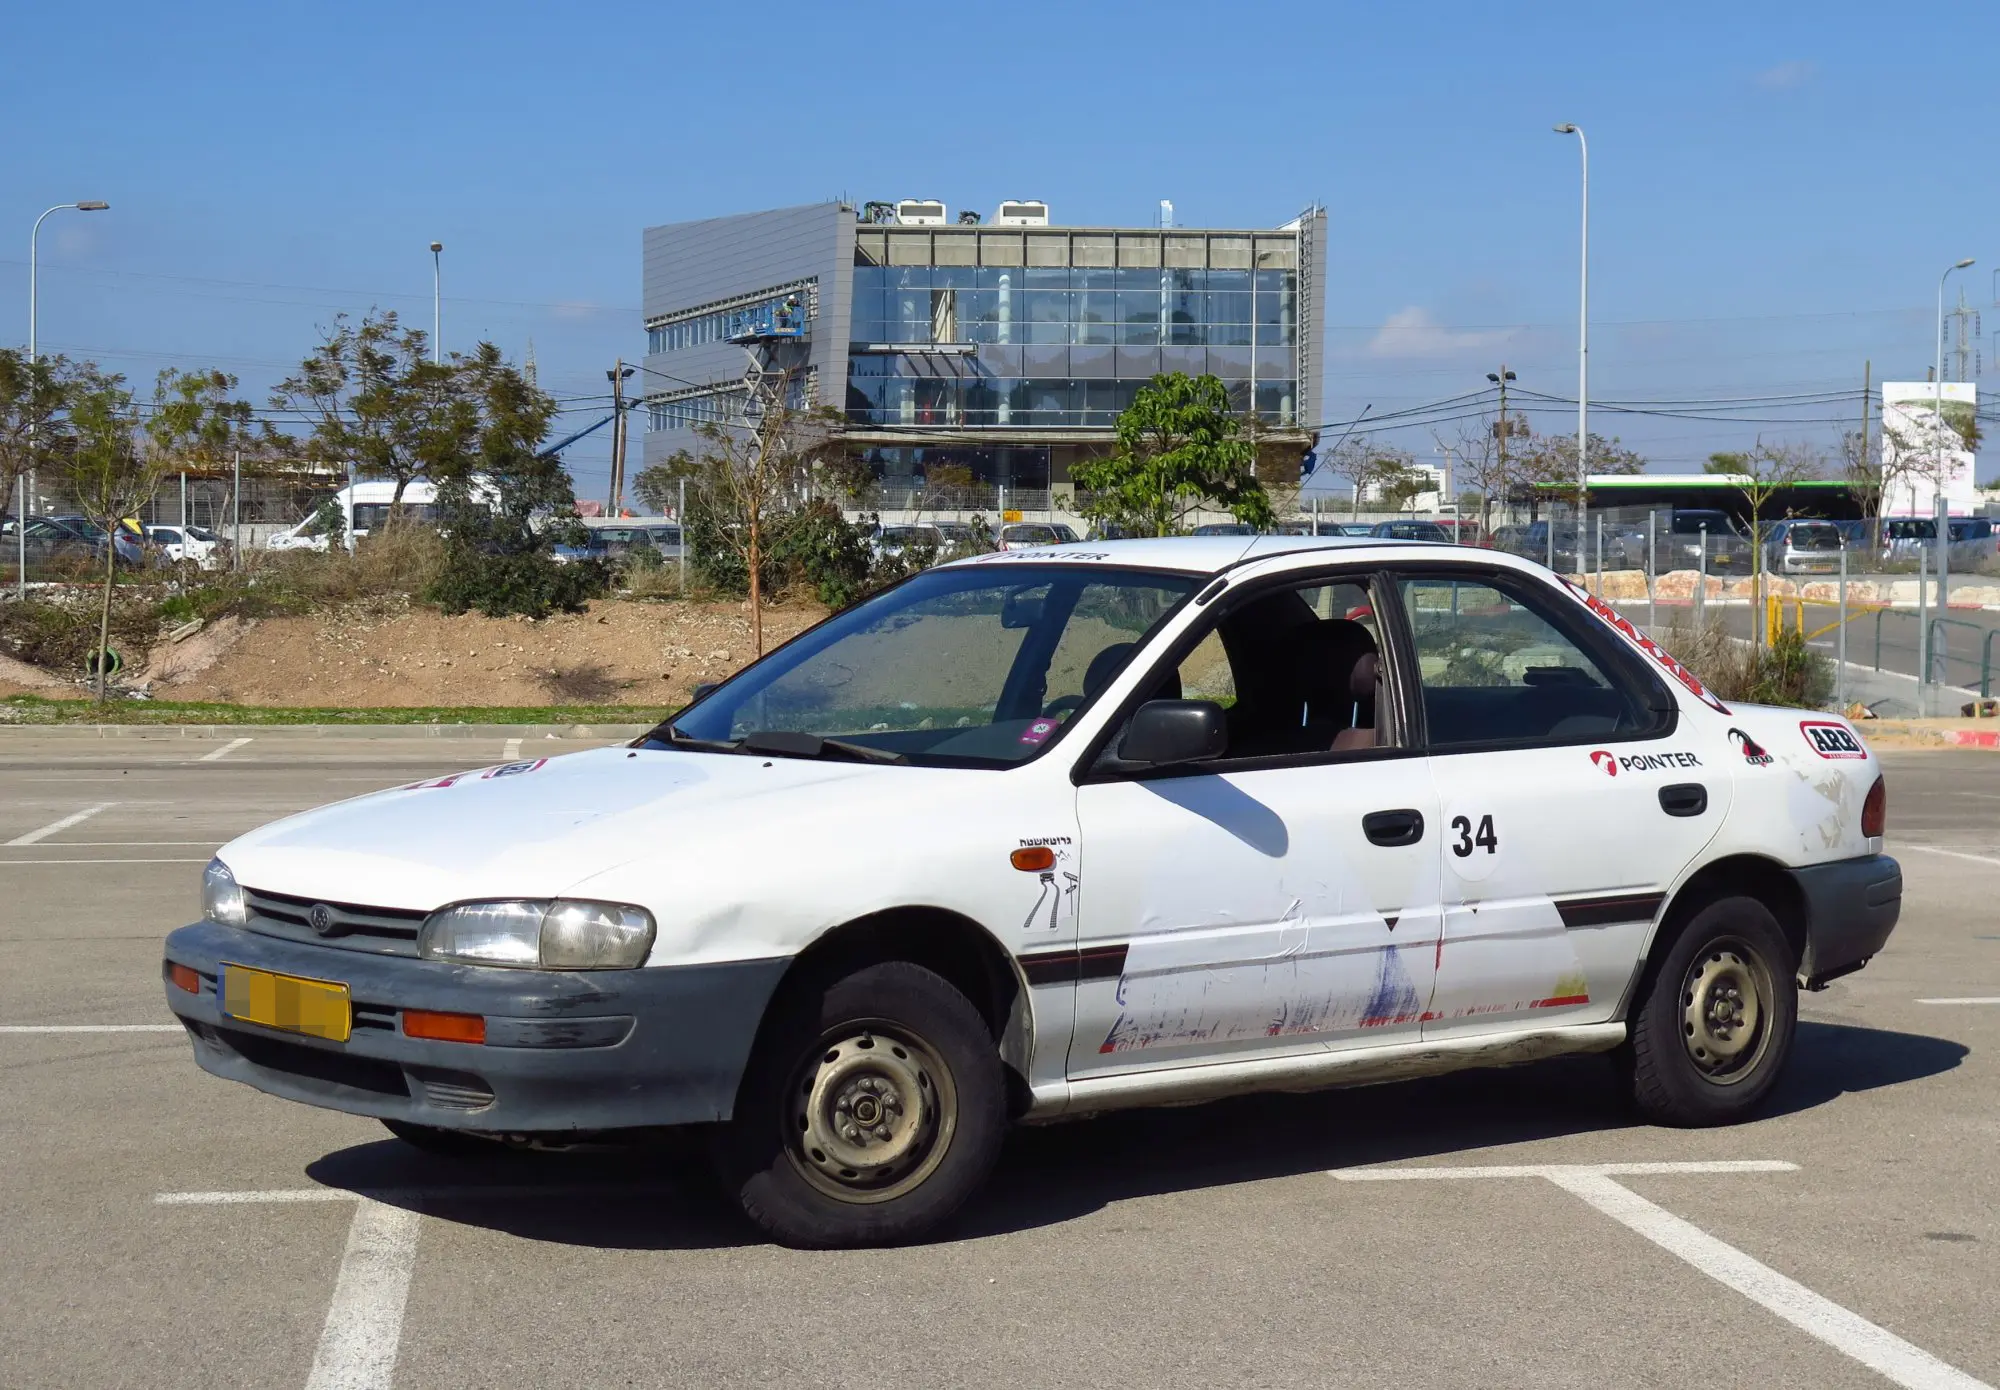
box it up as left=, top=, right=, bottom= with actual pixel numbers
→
left=691, top=681, right=719, bottom=702
left=1119, top=699, right=1228, bottom=766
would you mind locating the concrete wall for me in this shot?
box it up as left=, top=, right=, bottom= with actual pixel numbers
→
left=640, top=202, right=853, bottom=467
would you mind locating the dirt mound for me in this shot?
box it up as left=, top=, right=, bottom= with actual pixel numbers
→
left=140, top=616, right=255, bottom=688
left=148, top=598, right=826, bottom=708
left=0, top=650, right=69, bottom=695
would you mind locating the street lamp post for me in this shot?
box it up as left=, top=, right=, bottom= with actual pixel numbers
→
left=1921, top=256, right=1975, bottom=707
left=18, top=200, right=110, bottom=599
left=430, top=241, right=444, bottom=365
left=1554, top=124, right=1588, bottom=569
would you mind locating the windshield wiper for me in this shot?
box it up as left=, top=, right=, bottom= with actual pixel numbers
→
left=642, top=725, right=739, bottom=753
left=736, top=730, right=908, bottom=765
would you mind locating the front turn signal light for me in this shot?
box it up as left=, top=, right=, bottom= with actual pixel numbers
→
left=168, top=963, right=201, bottom=994
left=1862, top=775, right=1886, bottom=838
left=402, top=1010, right=487, bottom=1044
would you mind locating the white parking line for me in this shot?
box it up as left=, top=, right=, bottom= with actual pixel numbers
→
left=197, top=737, right=254, bottom=763
left=1905, top=845, right=2000, bottom=869
left=0, top=857, right=210, bottom=865
left=0, top=1024, right=181, bottom=1033
left=503, top=737, right=522, bottom=760
left=1333, top=1161, right=1989, bottom=1390
left=1917, top=997, right=2000, bottom=1005
left=5, top=802, right=114, bottom=846
left=305, top=1198, right=421, bottom=1390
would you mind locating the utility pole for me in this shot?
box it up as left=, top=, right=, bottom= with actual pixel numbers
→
left=1860, top=360, right=1873, bottom=547
left=605, top=359, right=634, bottom=516
left=1486, top=364, right=1518, bottom=532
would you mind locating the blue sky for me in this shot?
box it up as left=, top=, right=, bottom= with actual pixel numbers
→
left=5, top=0, right=1997, bottom=499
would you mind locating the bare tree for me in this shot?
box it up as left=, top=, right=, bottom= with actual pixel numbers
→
left=1434, top=414, right=1516, bottom=533
left=56, top=369, right=177, bottom=700
left=1322, top=438, right=1417, bottom=519
left=633, top=376, right=846, bottom=655
left=1732, top=441, right=1823, bottom=633
left=1837, top=429, right=1888, bottom=549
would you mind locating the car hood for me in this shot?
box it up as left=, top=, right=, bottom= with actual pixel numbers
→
left=218, top=745, right=881, bottom=910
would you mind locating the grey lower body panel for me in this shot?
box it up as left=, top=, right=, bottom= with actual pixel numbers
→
left=1791, top=853, right=1901, bottom=987
left=163, top=920, right=788, bottom=1133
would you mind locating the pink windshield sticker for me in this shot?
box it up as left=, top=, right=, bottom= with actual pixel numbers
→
left=1018, top=718, right=1058, bottom=746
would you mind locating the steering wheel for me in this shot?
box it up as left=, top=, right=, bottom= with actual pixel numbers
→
left=1041, top=694, right=1085, bottom=719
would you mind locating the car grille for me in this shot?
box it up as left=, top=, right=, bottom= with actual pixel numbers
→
left=242, top=886, right=427, bottom=958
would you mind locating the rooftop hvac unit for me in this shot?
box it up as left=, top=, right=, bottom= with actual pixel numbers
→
left=991, top=200, right=1050, bottom=226
left=894, top=199, right=948, bottom=226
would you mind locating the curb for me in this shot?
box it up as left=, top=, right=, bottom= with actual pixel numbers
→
left=0, top=723, right=653, bottom=741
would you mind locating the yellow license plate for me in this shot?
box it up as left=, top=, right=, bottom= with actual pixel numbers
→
left=220, top=965, right=351, bottom=1042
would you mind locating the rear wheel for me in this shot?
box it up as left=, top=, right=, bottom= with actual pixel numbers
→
left=1627, top=895, right=1797, bottom=1126
left=714, top=960, right=1006, bottom=1249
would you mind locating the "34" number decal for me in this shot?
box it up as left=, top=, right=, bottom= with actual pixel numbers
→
left=1450, top=813, right=1498, bottom=857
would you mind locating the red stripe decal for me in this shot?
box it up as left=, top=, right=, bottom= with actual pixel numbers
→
left=1530, top=994, right=1591, bottom=1008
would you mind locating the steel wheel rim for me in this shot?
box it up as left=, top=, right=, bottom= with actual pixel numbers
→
left=1679, top=937, right=1773, bottom=1084
left=784, top=1021, right=957, bottom=1205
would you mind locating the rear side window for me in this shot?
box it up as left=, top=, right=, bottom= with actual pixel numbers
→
left=1396, top=575, right=1655, bottom=748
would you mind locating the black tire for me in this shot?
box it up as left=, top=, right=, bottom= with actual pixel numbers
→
left=380, top=1118, right=509, bottom=1159
left=713, top=960, right=1006, bottom=1249
left=1627, top=895, right=1797, bottom=1126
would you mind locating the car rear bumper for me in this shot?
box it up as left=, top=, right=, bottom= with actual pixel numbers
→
left=1789, top=854, right=1901, bottom=988
left=163, top=919, right=788, bottom=1134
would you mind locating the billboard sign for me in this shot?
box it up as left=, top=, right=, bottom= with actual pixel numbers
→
left=1881, top=381, right=1977, bottom=516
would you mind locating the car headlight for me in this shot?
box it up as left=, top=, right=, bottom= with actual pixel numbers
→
left=203, top=858, right=247, bottom=928
left=418, top=899, right=655, bottom=970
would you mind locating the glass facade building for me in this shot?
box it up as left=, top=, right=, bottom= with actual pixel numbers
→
left=847, top=227, right=1303, bottom=432
left=640, top=202, right=1324, bottom=493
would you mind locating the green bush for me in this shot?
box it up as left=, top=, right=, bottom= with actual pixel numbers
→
left=425, top=550, right=611, bottom=619
left=1660, top=616, right=1834, bottom=708
left=768, top=500, right=875, bottom=607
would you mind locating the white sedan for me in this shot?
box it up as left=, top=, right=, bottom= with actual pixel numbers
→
left=164, top=537, right=1900, bottom=1247
left=145, top=523, right=223, bottom=569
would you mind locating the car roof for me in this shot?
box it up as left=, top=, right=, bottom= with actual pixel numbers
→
left=940, top=533, right=1474, bottom=576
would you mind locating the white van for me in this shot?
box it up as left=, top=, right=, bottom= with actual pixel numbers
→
left=265, top=479, right=449, bottom=553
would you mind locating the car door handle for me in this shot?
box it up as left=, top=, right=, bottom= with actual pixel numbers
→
left=1362, top=809, right=1425, bottom=847
left=1659, top=783, right=1708, bottom=817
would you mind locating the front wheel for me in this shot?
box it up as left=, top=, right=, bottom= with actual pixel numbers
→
left=1626, top=896, right=1798, bottom=1126
left=714, top=960, right=1006, bottom=1248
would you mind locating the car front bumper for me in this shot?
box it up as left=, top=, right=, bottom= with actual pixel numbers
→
left=163, top=920, right=788, bottom=1134
left=1790, top=854, right=1902, bottom=988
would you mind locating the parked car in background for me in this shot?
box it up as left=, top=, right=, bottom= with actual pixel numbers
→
left=554, top=523, right=683, bottom=566
left=1652, top=510, right=1753, bottom=574
left=1433, top=518, right=1485, bottom=546
left=48, top=516, right=147, bottom=567
left=998, top=522, right=1078, bottom=550
left=1191, top=521, right=1257, bottom=537
left=1326, top=521, right=1378, bottom=537
left=1489, top=523, right=1533, bottom=556
left=872, top=523, right=945, bottom=562
left=1948, top=517, right=1998, bottom=567
left=5, top=516, right=109, bottom=573
left=932, top=521, right=988, bottom=552
left=1369, top=519, right=1453, bottom=542
left=146, top=523, right=225, bottom=570
left=1759, top=519, right=1844, bottom=576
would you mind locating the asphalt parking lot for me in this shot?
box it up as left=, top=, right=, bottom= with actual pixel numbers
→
left=1, top=730, right=1996, bottom=1389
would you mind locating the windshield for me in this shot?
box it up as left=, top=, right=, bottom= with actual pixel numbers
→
left=1672, top=512, right=1738, bottom=536
left=660, top=564, right=1197, bottom=767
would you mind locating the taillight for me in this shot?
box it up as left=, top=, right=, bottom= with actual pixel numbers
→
left=1862, top=775, right=1886, bottom=838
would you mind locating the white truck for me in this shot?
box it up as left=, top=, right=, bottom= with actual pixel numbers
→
left=164, top=536, right=1900, bottom=1247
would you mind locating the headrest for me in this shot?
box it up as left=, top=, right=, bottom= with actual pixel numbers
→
left=1295, top=619, right=1378, bottom=696
left=1083, top=642, right=1137, bottom=700
left=1351, top=651, right=1380, bottom=700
